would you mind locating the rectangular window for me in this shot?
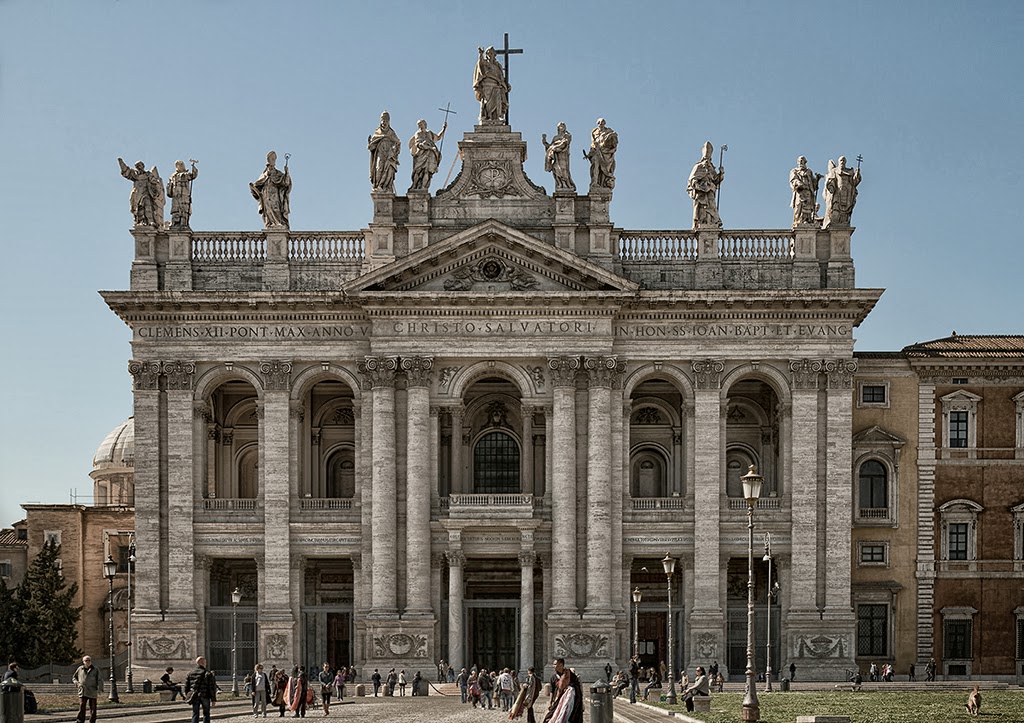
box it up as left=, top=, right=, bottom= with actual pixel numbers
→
left=860, top=544, right=886, bottom=564
left=948, top=523, right=969, bottom=560
left=0, top=560, right=11, bottom=577
left=944, top=619, right=973, bottom=659
left=861, top=385, right=886, bottom=404
left=1017, top=619, right=1024, bottom=660
left=949, top=411, right=969, bottom=448
left=116, top=545, right=130, bottom=574
left=44, top=530, right=61, bottom=547
left=857, top=604, right=888, bottom=656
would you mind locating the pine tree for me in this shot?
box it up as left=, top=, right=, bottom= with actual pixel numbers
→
left=17, top=540, right=82, bottom=667
left=0, top=576, right=24, bottom=665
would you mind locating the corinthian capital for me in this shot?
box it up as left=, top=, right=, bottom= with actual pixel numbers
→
left=446, top=550, right=465, bottom=568
left=358, top=356, right=399, bottom=388
left=163, top=361, right=196, bottom=391
left=128, top=360, right=161, bottom=390
left=547, top=356, right=581, bottom=388
left=692, top=359, right=726, bottom=389
left=259, top=361, right=293, bottom=391
left=823, top=358, right=858, bottom=390
left=789, top=359, right=824, bottom=390
left=401, top=356, right=434, bottom=388
left=584, top=356, right=625, bottom=388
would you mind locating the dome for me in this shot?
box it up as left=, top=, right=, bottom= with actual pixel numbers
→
left=92, top=417, right=135, bottom=472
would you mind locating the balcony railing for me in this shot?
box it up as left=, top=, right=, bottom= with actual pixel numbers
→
left=631, top=497, right=686, bottom=511
left=727, top=497, right=782, bottom=510
left=857, top=507, right=891, bottom=520
left=448, top=493, right=533, bottom=507
left=202, top=498, right=257, bottom=511
left=299, top=498, right=354, bottom=511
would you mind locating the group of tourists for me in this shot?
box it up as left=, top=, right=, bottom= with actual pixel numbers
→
left=452, top=659, right=578, bottom=723
left=368, top=667, right=425, bottom=697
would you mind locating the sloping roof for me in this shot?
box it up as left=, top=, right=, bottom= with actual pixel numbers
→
left=903, top=335, right=1024, bottom=359
left=0, top=528, right=28, bottom=547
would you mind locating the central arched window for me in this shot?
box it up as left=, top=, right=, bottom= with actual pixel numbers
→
left=473, top=431, right=520, bottom=494
left=858, top=460, right=888, bottom=511
left=326, top=449, right=355, bottom=498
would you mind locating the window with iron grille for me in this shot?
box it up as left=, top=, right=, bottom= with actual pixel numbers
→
left=1017, top=618, right=1024, bottom=660
left=860, top=544, right=886, bottom=564
left=949, top=411, right=969, bottom=448
left=857, top=604, right=888, bottom=656
left=858, top=460, right=888, bottom=511
left=861, top=385, right=886, bottom=404
left=948, top=523, right=969, bottom=560
left=944, top=619, right=972, bottom=659
left=473, top=431, right=520, bottom=494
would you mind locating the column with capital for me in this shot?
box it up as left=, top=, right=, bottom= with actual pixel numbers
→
left=584, top=356, right=620, bottom=617
left=127, top=361, right=162, bottom=616
left=450, top=406, right=465, bottom=494
left=259, top=361, right=296, bottom=658
left=359, top=356, right=400, bottom=616
left=402, top=356, right=434, bottom=616
left=164, top=362, right=198, bottom=615
left=823, top=359, right=858, bottom=642
left=521, top=405, right=535, bottom=495
left=519, top=548, right=536, bottom=671
left=610, top=371, right=625, bottom=617
left=788, top=360, right=822, bottom=615
left=447, top=549, right=465, bottom=671
left=548, top=356, right=580, bottom=615
left=689, top=360, right=726, bottom=670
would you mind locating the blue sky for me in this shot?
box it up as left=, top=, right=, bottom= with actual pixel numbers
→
left=1, top=0, right=1022, bottom=526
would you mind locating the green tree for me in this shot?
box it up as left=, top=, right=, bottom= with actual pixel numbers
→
left=16, top=540, right=81, bottom=667
left=0, top=576, right=25, bottom=665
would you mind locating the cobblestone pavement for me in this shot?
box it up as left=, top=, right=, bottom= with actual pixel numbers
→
left=214, top=695, right=590, bottom=723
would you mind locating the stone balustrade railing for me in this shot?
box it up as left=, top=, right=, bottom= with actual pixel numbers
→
left=631, top=497, right=686, bottom=511
left=299, top=497, right=354, bottom=510
left=192, top=233, right=267, bottom=261
left=719, top=231, right=794, bottom=259
left=288, top=232, right=366, bottom=261
left=857, top=507, right=890, bottom=520
left=618, top=231, right=697, bottom=261
left=203, top=498, right=257, bottom=511
left=727, top=497, right=782, bottom=510
left=448, top=493, right=534, bottom=507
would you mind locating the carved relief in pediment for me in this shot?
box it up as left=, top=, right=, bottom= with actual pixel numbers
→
left=442, top=255, right=538, bottom=291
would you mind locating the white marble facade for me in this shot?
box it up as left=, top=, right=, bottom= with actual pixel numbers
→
left=106, top=121, right=879, bottom=682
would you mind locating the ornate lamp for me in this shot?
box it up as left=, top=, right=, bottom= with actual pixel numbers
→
left=740, top=465, right=764, bottom=722
left=231, top=587, right=242, bottom=696
left=632, top=587, right=642, bottom=659
left=103, top=555, right=120, bottom=703
left=662, top=553, right=677, bottom=705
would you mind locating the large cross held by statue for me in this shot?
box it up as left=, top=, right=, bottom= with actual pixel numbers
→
left=494, top=32, right=523, bottom=124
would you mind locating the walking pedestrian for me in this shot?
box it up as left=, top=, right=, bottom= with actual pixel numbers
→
left=371, top=668, right=382, bottom=696
left=73, top=655, right=100, bottom=723
left=318, top=662, right=334, bottom=715
left=252, top=663, right=271, bottom=718
left=273, top=670, right=288, bottom=717
left=398, top=670, right=407, bottom=696
left=628, top=655, right=640, bottom=704
left=184, top=656, right=218, bottom=723
left=457, top=667, right=468, bottom=703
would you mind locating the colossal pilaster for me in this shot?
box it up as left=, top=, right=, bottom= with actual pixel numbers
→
left=359, top=356, right=400, bottom=616
left=547, top=356, right=580, bottom=614
left=402, top=356, right=434, bottom=616
left=163, top=362, right=197, bottom=614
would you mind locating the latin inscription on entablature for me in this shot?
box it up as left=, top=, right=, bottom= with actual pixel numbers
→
left=624, top=536, right=691, bottom=545
left=135, top=324, right=371, bottom=341
left=614, top=322, right=851, bottom=339
left=384, top=319, right=605, bottom=337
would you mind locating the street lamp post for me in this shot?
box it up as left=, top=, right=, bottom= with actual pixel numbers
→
left=662, top=553, right=677, bottom=706
left=763, top=532, right=779, bottom=693
left=632, top=587, right=642, bottom=658
left=103, top=555, right=120, bottom=703
left=126, top=536, right=135, bottom=693
left=231, top=587, right=242, bottom=696
left=741, top=465, right=763, bottom=722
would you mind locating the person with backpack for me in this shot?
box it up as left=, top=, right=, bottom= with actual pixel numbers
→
left=183, top=656, right=218, bottom=723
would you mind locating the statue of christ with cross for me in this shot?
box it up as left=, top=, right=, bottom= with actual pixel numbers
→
left=473, top=34, right=521, bottom=124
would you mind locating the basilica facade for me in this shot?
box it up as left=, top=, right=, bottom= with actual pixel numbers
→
left=103, top=100, right=884, bottom=682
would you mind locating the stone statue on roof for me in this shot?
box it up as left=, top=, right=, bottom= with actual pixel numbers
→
left=250, top=150, right=291, bottom=229
left=542, top=123, right=576, bottom=192
left=474, top=46, right=510, bottom=123
left=408, top=119, right=447, bottom=192
left=687, top=141, right=724, bottom=228
left=584, top=118, right=617, bottom=192
left=789, top=156, right=823, bottom=227
left=117, top=158, right=164, bottom=228
left=823, top=156, right=861, bottom=228
left=368, top=111, right=401, bottom=193
left=166, top=159, right=199, bottom=231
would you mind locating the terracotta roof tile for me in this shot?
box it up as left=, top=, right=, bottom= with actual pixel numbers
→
left=0, top=529, right=28, bottom=547
left=903, top=335, right=1024, bottom=358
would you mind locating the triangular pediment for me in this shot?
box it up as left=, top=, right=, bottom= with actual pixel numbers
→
left=345, top=220, right=638, bottom=294
left=852, top=425, right=905, bottom=447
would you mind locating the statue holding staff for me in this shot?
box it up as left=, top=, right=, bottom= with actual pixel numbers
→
left=250, top=150, right=291, bottom=229
left=687, top=141, right=725, bottom=228
left=166, top=159, right=199, bottom=230
left=408, top=119, right=447, bottom=191
left=823, top=155, right=862, bottom=228
left=117, top=158, right=164, bottom=228
left=789, top=155, right=823, bottom=227
left=368, top=111, right=401, bottom=193
left=583, top=118, right=618, bottom=191
left=474, top=46, right=510, bottom=123
left=542, top=122, right=576, bottom=192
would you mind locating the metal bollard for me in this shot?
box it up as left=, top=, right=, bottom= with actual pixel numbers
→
left=590, top=680, right=613, bottom=723
left=0, top=681, right=25, bottom=723
left=780, top=677, right=791, bottom=692
left=142, top=679, right=153, bottom=694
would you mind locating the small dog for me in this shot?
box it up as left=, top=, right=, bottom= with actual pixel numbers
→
left=965, top=685, right=981, bottom=715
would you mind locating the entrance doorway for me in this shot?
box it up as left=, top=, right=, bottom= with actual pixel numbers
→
left=466, top=601, right=518, bottom=671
